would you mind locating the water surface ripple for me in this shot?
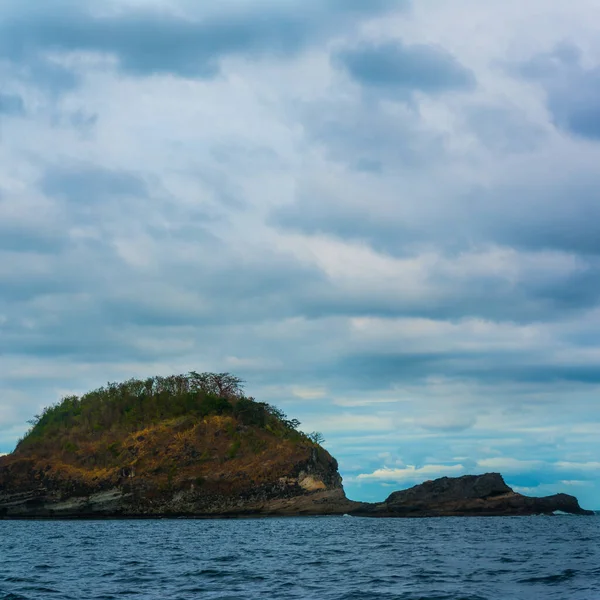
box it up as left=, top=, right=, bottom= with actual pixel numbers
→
left=1, top=516, right=598, bottom=599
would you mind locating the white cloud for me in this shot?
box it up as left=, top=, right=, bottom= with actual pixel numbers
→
left=291, top=386, right=327, bottom=400
left=416, top=413, right=476, bottom=432
left=559, top=480, right=593, bottom=487
left=556, top=461, right=600, bottom=472
left=357, top=464, right=465, bottom=482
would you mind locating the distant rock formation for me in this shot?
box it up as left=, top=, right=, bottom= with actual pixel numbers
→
left=351, top=473, right=594, bottom=517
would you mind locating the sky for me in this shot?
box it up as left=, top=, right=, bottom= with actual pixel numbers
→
left=0, top=0, right=599, bottom=508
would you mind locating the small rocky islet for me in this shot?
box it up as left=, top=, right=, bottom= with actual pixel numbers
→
left=0, top=372, right=593, bottom=518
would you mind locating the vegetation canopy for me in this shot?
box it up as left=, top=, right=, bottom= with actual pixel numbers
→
left=17, top=372, right=325, bottom=467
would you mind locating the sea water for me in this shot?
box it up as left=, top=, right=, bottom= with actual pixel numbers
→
left=1, top=515, right=598, bottom=599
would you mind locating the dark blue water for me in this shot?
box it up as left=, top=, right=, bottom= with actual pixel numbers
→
left=1, top=516, right=599, bottom=600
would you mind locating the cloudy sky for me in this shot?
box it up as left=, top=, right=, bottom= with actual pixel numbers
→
left=1, top=0, right=599, bottom=507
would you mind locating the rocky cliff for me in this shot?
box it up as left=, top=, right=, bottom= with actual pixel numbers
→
left=0, top=444, right=350, bottom=518
left=0, top=373, right=593, bottom=518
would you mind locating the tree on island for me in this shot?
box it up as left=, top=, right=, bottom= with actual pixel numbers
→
left=307, top=432, right=325, bottom=444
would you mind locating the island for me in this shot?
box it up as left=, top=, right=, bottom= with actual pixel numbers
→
left=0, top=372, right=593, bottom=518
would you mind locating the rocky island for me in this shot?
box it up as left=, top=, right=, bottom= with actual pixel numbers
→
left=0, top=372, right=593, bottom=518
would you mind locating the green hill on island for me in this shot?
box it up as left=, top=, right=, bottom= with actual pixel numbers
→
left=1, top=372, right=343, bottom=515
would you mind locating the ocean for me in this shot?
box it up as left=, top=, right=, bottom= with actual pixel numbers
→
left=1, top=515, right=598, bottom=600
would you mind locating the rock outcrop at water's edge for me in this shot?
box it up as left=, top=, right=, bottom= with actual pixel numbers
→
left=352, top=472, right=594, bottom=517
left=0, top=373, right=593, bottom=518
left=1, top=463, right=592, bottom=519
left=0, top=468, right=592, bottom=518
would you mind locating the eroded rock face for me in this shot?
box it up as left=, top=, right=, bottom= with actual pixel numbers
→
left=0, top=446, right=349, bottom=518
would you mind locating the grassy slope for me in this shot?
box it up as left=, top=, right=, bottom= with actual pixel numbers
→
left=0, top=373, right=328, bottom=497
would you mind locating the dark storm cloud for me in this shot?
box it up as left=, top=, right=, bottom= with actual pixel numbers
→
left=297, top=93, right=447, bottom=169
left=514, top=41, right=600, bottom=140
left=41, top=165, right=148, bottom=204
left=0, top=0, right=405, bottom=83
left=273, top=150, right=600, bottom=270
left=18, top=60, right=81, bottom=95
left=0, top=93, right=25, bottom=115
left=272, top=197, right=600, bottom=322
left=0, top=195, right=329, bottom=364
left=464, top=105, right=546, bottom=154
left=0, top=273, right=79, bottom=303
left=334, top=41, right=476, bottom=96
left=271, top=192, right=421, bottom=255
left=97, top=259, right=328, bottom=331
left=0, top=226, right=66, bottom=254
left=336, top=351, right=600, bottom=390
left=286, top=259, right=600, bottom=324
left=473, top=178, right=600, bottom=255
